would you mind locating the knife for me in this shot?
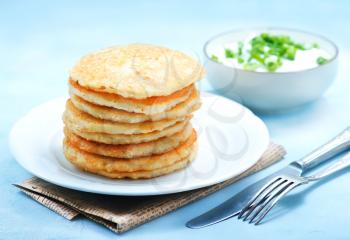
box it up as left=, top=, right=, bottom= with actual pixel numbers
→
left=186, top=127, right=350, bottom=229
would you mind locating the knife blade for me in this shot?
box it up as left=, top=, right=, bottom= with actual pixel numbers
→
left=186, top=164, right=302, bottom=228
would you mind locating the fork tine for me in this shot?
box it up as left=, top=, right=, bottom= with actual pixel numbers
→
left=237, top=177, right=282, bottom=219
left=239, top=178, right=285, bottom=220
left=254, top=182, right=299, bottom=225
left=241, top=198, right=266, bottom=222
left=249, top=181, right=294, bottom=224
left=242, top=179, right=289, bottom=222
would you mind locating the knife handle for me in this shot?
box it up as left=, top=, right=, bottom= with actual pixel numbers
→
left=294, top=127, right=350, bottom=171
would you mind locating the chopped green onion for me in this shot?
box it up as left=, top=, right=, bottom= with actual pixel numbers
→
left=219, top=33, right=323, bottom=72
left=225, top=49, right=235, bottom=58
left=211, top=54, right=220, bottom=63
left=266, top=61, right=279, bottom=72
left=249, top=33, right=307, bottom=70
left=276, top=57, right=282, bottom=66
left=237, top=41, right=244, bottom=56
left=243, top=62, right=259, bottom=71
left=250, top=53, right=264, bottom=64
left=316, top=56, right=328, bottom=65
left=285, top=46, right=297, bottom=60
left=312, top=42, right=320, bottom=48
left=294, top=43, right=306, bottom=50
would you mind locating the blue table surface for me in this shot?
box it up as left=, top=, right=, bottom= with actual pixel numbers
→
left=1, top=1, right=350, bottom=239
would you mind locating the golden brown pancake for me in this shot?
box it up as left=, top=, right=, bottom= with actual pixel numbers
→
left=63, top=130, right=197, bottom=173
left=64, top=125, right=193, bottom=158
left=69, top=79, right=194, bottom=115
left=70, top=89, right=200, bottom=123
left=63, top=99, right=188, bottom=135
left=66, top=116, right=191, bottom=145
left=69, top=44, right=205, bottom=99
left=68, top=144, right=197, bottom=179
left=63, top=44, right=204, bottom=179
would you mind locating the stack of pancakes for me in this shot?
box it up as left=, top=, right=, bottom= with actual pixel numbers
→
left=63, top=44, right=204, bottom=179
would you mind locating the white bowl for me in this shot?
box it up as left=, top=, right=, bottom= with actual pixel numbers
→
left=204, top=28, right=338, bottom=113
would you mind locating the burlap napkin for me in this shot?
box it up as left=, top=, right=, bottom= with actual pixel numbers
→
left=14, top=142, right=285, bottom=233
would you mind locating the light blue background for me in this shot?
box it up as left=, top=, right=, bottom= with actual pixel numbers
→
left=1, top=1, right=350, bottom=239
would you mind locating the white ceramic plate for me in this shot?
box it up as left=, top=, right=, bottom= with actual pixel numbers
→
left=10, top=92, right=269, bottom=196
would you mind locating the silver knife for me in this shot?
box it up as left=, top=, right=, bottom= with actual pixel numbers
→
left=186, top=127, right=350, bottom=228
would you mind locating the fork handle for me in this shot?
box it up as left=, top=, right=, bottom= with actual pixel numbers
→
left=294, top=127, right=350, bottom=171
left=307, top=151, right=350, bottom=181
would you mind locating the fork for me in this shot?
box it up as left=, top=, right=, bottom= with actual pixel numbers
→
left=238, top=151, right=350, bottom=225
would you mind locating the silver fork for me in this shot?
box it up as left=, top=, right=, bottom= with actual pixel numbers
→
left=238, top=151, right=350, bottom=225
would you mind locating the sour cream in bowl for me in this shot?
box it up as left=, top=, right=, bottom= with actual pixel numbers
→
left=204, top=28, right=338, bottom=112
